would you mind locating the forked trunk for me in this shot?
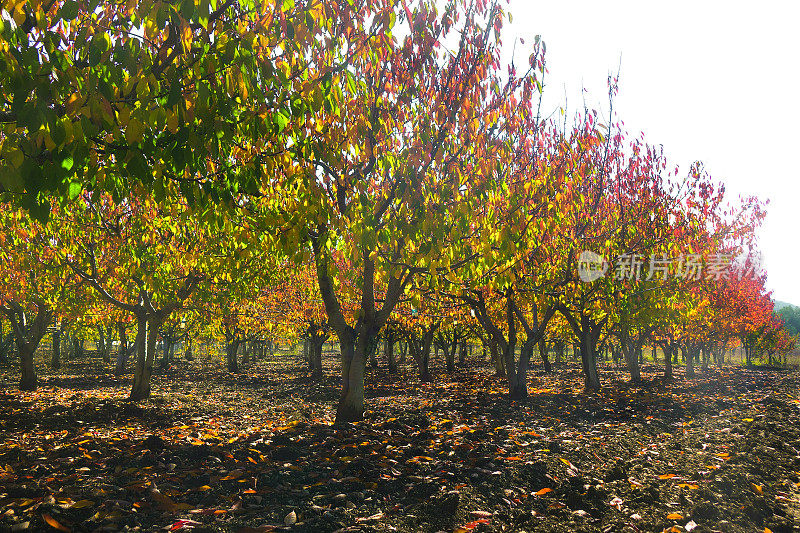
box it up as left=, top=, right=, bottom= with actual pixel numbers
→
left=445, top=343, right=455, bottom=373
left=538, top=338, right=551, bottom=373
left=130, top=315, right=159, bottom=401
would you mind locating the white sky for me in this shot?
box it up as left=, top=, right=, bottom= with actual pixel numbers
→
left=502, top=0, right=800, bottom=304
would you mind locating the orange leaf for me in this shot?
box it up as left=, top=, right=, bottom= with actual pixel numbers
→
left=658, top=473, right=676, bottom=480
left=534, top=488, right=552, bottom=496
left=42, top=513, right=70, bottom=532
left=666, top=513, right=683, bottom=520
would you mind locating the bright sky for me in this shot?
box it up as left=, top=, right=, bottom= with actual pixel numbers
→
left=502, top=0, right=800, bottom=304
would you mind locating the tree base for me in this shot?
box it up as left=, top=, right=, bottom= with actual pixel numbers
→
left=18, top=378, right=37, bottom=391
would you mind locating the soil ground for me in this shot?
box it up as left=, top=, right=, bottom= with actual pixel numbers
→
left=1, top=352, right=799, bottom=533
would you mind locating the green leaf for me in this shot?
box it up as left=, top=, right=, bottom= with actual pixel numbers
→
left=68, top=181, right=82, bottom=200
left=274, top=111, right=290, bottom=133
left=60, top=0, right=79, bottom=20
left=126, top=152, right=149, bottom=180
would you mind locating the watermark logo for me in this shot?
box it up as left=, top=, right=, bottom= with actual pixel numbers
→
left=578, top=250, right=609, bottom=282
left=577, top=251, right=759, bottom=283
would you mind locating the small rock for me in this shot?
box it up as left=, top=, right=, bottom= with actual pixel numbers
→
left=284, top=510, right=297, bottom=526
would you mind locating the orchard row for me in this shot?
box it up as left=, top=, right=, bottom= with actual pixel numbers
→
left=0, top=0, right=793, bottom=423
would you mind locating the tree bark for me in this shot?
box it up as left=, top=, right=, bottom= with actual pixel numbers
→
left=538, top=338, right=551, bottom=373
left=335, top=330, right=367, bottom=423
left=4, top=302, right=53, bottom=391
left=310, top=333, right=326, bottom=381
left=663, top=343, right=674, bottom=381
left=445, top=342, right=455, bottom=373
left=226, top=338, right=240, bottom=373
left=52, top=323, right=61, bottom=370
left=115, top=322, right=130, bottom=375
left=385, top=332, right=397, bottom=374
left=685, top=344, right=696, bottom=378
left=410, top=329, right=434, bottom=382
left=130, top=315, right=160, bottom=400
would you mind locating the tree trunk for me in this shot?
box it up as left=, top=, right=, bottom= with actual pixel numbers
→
left=115, top=322, right=129, bottom=375
left=241, top=340, right=250, bottom=367
left=130, top=315, right=159, bottom=400
left=5, top=303, right=52, bottom=391
left=385, top=333, right=397, bottom=374
left=19, top=344, right=37, bottom=391
left=445, top=343, right=455, bottom=373
left=184, top=337, right=194, bottom=361
left=226, top=338, right=240, bottom=373
left=538, top=338, right=551, bottom=373
left=310, top=335, right=325, bottom=381
left=579, top=315, right=601, bottom=390
left=490, top=338, right=504, bottom=377
left=506, top=342, right=528, bottom=399
left=621, top=334, right=641, bottom=383
left=160, top=335, right=171, bottom=371
left=304, top=338, right=312, bottom=369
left=663, top=344, right=674, bottom=380
left=411, top=334, right=433, bottom=382
left=369, top=342, right=378, bottom=368
left=52, top=324, right=61, bottom=370
left=685, top=345, right=696, bottom=378
left=335, top=331, right=367, bottom=424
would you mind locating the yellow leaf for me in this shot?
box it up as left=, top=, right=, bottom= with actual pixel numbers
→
left=666, top=513, right=683, bottom=520
left=167, top=111, right=179, bottom=134
left=658, top=473, right=676, bottom=480
left=71, top=499, right=95, bottom=509
left=125, top=118, right=143, bottom=144
left=751, top=483, right=763, bottom=495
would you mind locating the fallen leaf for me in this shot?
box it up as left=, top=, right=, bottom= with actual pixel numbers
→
left=666, top=513, right=683, bottom=520
left=42, top=513, right=70, bottom=532
left=534, top=488, right=552, bottom=496
left=71, top=500, right=94, bottom=509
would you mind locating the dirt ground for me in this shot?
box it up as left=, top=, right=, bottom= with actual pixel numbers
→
left=0, top=354, right=799, bottom=533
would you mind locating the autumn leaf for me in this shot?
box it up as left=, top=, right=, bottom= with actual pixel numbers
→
left=42, top=513, right=70, bottom=532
